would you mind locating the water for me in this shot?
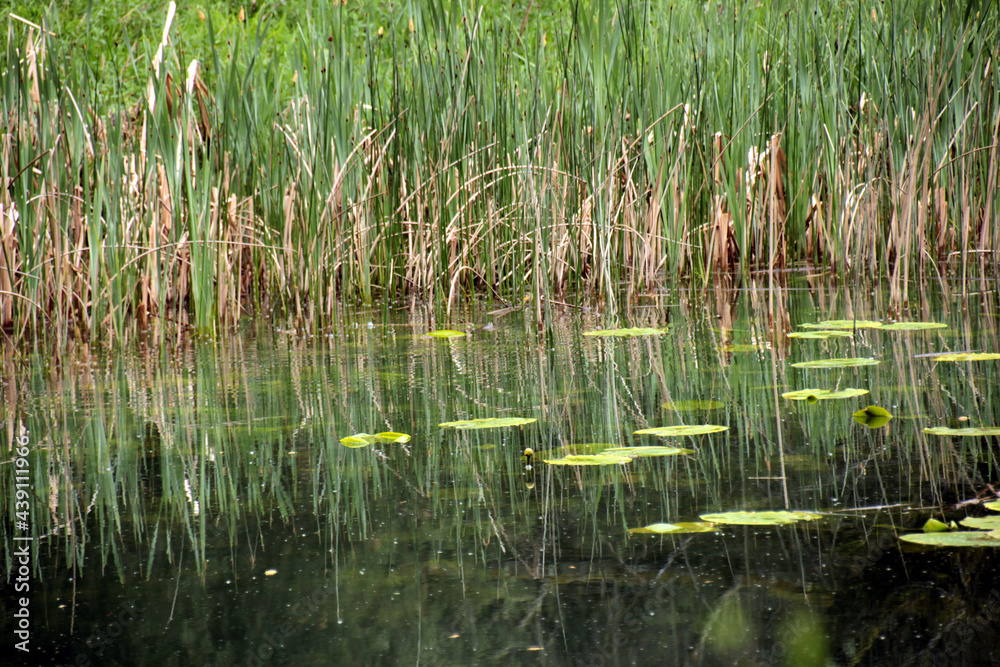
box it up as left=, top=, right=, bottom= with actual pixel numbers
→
left=4, top=280, right=1000, bottom=665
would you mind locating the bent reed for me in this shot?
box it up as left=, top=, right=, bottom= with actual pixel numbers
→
left=2, top=0, right=998, bottom=339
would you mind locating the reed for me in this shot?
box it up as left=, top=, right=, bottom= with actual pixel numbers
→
left=1, top=1, right=997, bottom=337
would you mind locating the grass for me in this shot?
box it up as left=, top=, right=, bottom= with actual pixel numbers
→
left=1, top=0, right=998, bottom=339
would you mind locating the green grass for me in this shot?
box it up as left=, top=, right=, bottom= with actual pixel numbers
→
left=1, top=0, right=998, bottom=339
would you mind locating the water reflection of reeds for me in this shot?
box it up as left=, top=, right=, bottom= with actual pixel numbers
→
left=3, top=283, right=1000, bottom=662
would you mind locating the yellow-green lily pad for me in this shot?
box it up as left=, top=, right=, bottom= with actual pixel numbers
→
left=782, top=388, right=869, bottom=401
left=544, top=453, right=633, bottom=465
left=800, top=320, right=883, bottom=329
left=900, top=532, right=1000, bottom=547
left=787, top=331, right=854, bottom=339
left=923, top=426, right=1000, bottom=436
left=929, top=352, right=1000, bottom=362
left=960, top=516, right=1000, bottom=531
left=662, top=399, right=725, bottom=411
left=700, top=511, right=823, bottom=525
left=629, top=522, right=719, bottom=534
left=880, top=322, right=947, bottom=331
left=984, top=501, right=1000, bottom=512
left=791, top=357, right=879, bottom=368
left=602, top=446, right=695, bottom=458
left=340, top=432, right=413, bottom=448
left=440, top=417, right=537, bottom=429
left=922, top=518, right=951, bottom=532
left=634, top=425, right=729, bottom=437
left=427, top=330, right=467, bottom=338
left=583, top=327, right=667, bottom=337
left=852, top=405, right=893, bottom=428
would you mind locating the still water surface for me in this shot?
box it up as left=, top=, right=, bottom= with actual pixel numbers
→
left=4, top=281, right=1000, bottom=665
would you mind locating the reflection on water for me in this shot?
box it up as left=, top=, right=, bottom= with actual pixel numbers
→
left=3, top=279, right=1000, bottom=665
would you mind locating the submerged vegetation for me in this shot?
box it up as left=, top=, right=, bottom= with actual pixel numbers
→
left=2, top=0, right=999, bottom=340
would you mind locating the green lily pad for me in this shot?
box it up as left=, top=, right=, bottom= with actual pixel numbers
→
left=544, top=454, right=633, bottom=465
left=880, top=322, right=947, bottom=331
left=583, top=327, right=667, bottom=337
left=782, top=388, right=869, bottom=401
left=634, top=425, right=729, bottom=437
left=340, top=432, right=413, bottom=448
left=439, top=417, right=537, bottom=429
left=929, top=352, right=1000, bottom=362
left=629, top=522, right=719, bottom=534
left=984, top=501, right=1000, bottom=513
left=800, top=320, right=883, bottom=329
left=787, top=331, right=854, bottom=339
left=427, top=330, right=467, bottom=338
left=922, top=518, right=951, bottom=532
left=923, top=426, right=1000, bottom=436
left=961, top=516, right=1000, bottom=530
left=700, top=511, right=824, bottom=525
left=662, top=399, right=725, bottom=411
left=900, top=532, right=1000, bottom=547
left=791, top=357, right=879, bottom=368
left=853, top=405, right=893, bottom=428
left=602, top=446, right=695, bottom=458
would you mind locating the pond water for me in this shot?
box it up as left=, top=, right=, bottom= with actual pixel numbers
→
left=4, top=279, right=1000, bottom=666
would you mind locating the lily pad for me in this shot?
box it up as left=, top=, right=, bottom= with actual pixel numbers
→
left=340, top=432, right=412, bottom=448
left=791, top=357, right=879, bottom=368
left=800, top=320, right=883, bottom=329
left=602, top=446, right=695, bottom=458
left=853, top=405, right=893, bottom=428
left=583, top=327, right=667, bottom=337
left=662, top=399, right=725, bottom=411
left=427, top=330, right=467, bottom=338
left=629, top=522, right=720, bottom=534
left=544, top=453, right=634, bottom=465
left=922, top=518, right=951, bottom=532
left=984, top=501, right=1000, bottom=512
left=928, top=352, right=1000, bottom=362
left=900, top=532, right=1000, bottom=547
left=880, top=322, right=947, bottom=331
left=439, top=417, right=537, bottom=429
left=634, top=425, right=729, bottom=437
left=787, top=331, right=854, bottom=339
left=782, top=388, right=869, bottom=401
left=923, top=426, right=1000, bottom=437
left=960, top=516, right=1000, bottom=531
left=700, top=511, right=824, bottom=525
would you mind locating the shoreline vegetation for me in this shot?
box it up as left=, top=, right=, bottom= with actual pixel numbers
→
left=1, top=1, right=998, bottom=341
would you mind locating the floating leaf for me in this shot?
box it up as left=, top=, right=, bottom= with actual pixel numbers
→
left=923, top=426, right=1000, bottom=437
left=788, top=330, right=854, bottom=339
left=852, top=405, right=893, bottom=428
left=602, top=446, right=695, bottom=458
left=960, top=516, right=1000, bottom=531
left=583, top=327, right=667, bottom=337
left=340, top=431, right=412, bottom=447
left=900, top=532, right=1000, bottom=547
left=662, top=399, right=725, bottom=411
left=782, top=388, right=869, bottom=401
left=544, top=454, right=633, bottom=466
left=880, top=322, right=947, bottom=331
left=629, top=522, right=719, bottom=534
left=928, top=352, right=1000, bottom=362
left=984, top=501, right=1000, bottom=513
left=791, top=357, right=879, bottom=368
left=373, top=432, right=411, bottom=444
left=340, top=433, right=374, bottom=448
left=800, top=320, right=883, bottom=329
left=922, top=518, right=951, bottom=532
left=700, top=511, right=823, bottom=525
left=634, top=425, right=729, bottom=437
left=427, top=330, right=466, bottom=338
left=439, top=417, right=537, bottom=429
